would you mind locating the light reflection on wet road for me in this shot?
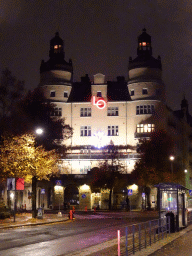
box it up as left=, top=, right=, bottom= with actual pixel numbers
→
left=0, top=212, right=158, bottom=256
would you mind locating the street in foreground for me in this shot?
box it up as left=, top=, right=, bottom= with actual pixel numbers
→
left=0, top=211, right=157, bottom=256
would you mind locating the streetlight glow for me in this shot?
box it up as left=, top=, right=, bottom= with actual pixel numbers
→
left=184, top=169, right=188, bottom=173
left=36, top=128, right=43, bottom=135
left=169, top=156, right=175, bottom=161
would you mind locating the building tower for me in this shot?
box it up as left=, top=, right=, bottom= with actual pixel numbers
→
left=128, top=28, right=166, bottom=138
left=39, top=32, right=73, bottom=102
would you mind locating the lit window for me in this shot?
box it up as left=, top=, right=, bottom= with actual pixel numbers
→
left=142, top=88, right=148, bottom=95
left=136, top=124, right=155, bottom=133
left=136, top=105, right=154, bottom=115
left=50, top=91, right=55, bottom=97
left=130, top=90, right=134, bottom=96
left=107, top=107, right=119, bottom=116
left=80, top=126, right=91, bottom=136
left=54, top=45, right=62, bottom=53
left=97, top=91, right=102, bottom=97
left=142, top=42, right=146, bottom=46
left=80, top=166, right=91, bottom=174
left=50, top=107, right=62, bottom=117
left=108, top=126, right=119, bottom=136
left=80, top=108, right=91, bottom=117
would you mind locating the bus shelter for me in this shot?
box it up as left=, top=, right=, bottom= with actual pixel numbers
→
left=154, top=182, right=188, bottom=231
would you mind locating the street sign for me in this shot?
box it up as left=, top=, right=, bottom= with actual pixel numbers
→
left=189, top=190, right=192, bottom=196
left=41, top=189, right=45, bottom=194
left=55, top=180, right=62, bottom=186
left=16, top=178, right=24, bottom=190
left=142, top=193, right=145, bottom=198
left=128, top=189, right=133, bottom=195
left=7, top=178, right=15, bottom=190
left=82, top=194, right=86, bottom=198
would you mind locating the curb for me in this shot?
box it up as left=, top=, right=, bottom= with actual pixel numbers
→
left=0, top=217, right=69, bottom=229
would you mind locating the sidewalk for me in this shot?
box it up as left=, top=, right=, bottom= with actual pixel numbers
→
left=0, top=212, right=69, bottom=229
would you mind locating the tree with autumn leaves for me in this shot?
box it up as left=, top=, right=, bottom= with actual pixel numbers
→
left=131, top=130, right=182, bottom=209
left=0, top=134, right=59, bottom=217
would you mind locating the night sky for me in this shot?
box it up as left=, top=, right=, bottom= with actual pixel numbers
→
left=0, top=1, right=192, bottom=112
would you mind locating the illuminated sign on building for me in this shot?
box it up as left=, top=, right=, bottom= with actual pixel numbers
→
left=92, top=96, right=106, bottom=109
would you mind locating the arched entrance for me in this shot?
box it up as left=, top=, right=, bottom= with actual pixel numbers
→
left=64, top=184, right=79, bottom=209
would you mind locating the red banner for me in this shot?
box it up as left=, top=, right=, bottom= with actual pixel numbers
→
left=16, top=178, right=24, bottom=190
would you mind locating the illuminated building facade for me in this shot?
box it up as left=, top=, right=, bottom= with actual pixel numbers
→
left=36, top=29, right=192, bottom=210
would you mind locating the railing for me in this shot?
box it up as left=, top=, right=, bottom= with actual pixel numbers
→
left=119, top=217, right=170, bottom=255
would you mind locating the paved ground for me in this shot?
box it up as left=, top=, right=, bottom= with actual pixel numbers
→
left=0, top=211, right=191, bottom=255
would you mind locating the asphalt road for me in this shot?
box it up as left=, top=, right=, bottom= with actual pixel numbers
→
left=0, top=211, right=158, bottom=256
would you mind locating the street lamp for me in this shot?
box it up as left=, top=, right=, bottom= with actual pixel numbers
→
left=35, top=128, right=43, bottom=135
left=169, top=155, right=175, bottom=179
left=32, top=128, right=44, bottom=218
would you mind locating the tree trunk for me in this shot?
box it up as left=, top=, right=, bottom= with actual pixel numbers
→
left=109, top=188, right=112, bottom=210
left=145, top=186, right=151, bottom=210
left=32, top=176, right=37, bottom=218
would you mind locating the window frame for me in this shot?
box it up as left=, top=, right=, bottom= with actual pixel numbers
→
left=108, top=125, right=119, bottom=136
left=136, top=105, right=154, bottom=115
left=50, top=90, right=56, bottom=97
left=107, top=107, right=119, bottom=116
left=80, top=107, right=91, bottom=117
left=64, top=91, right=68, bottom=98
left=97, top=91, right=102, bottom=97
left=142, top=88, right=148, bottom=95
left=80, top=126, right=91, bottom=137
left=136, top=124, right=155, bottom=133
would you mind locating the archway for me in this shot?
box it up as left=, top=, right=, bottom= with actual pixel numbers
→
left=64, top=184, right=79, bottom=209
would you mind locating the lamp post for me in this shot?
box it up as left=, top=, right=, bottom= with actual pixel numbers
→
left=169, top=155, right=175, bottom=180
left=32, top=128, right=44, bottom=218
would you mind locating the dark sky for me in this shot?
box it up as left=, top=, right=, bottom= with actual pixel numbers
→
left=0, top=0, right=192, bottom=112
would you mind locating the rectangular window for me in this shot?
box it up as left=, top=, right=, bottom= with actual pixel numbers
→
left=130, top=90, right=134, bottom=96
left=108, top=126, right=119, bottom=136
left=97, top=91, right=102, bottom=97
left=136, top=124, right=155, bottom=133
left=107, top=107, right=119, bottom=116
left=50, top=107, right=62, bottom=116
left=80, top=166, right=91, bottom=174
left=50, top=91, right=55, bottom=97
left=140, top=105, right=143, bottom=114
left=136, top=106, right=139, bottom=115
left=80, top=126, right=91, bottom=136
left=64, top=91, right=68, bottom=98
left=142, top=88, right=148, bottom=95
left=136, top=105, right=155, bottom=115
left=80, top=108, right=91, bottom=117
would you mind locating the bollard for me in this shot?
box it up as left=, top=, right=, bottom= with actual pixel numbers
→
left=117, top=230, right=120, bottom=256
left=72, top=206, right=75, bottom=213
left=69, top=210, right=73, bottom=220
left=85, top=206, right=87, bottom=213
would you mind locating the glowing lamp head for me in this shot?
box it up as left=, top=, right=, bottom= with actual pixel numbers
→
left=36, top=128, right=43, bottom=135
left=169, top=156, right=175, bottom=161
